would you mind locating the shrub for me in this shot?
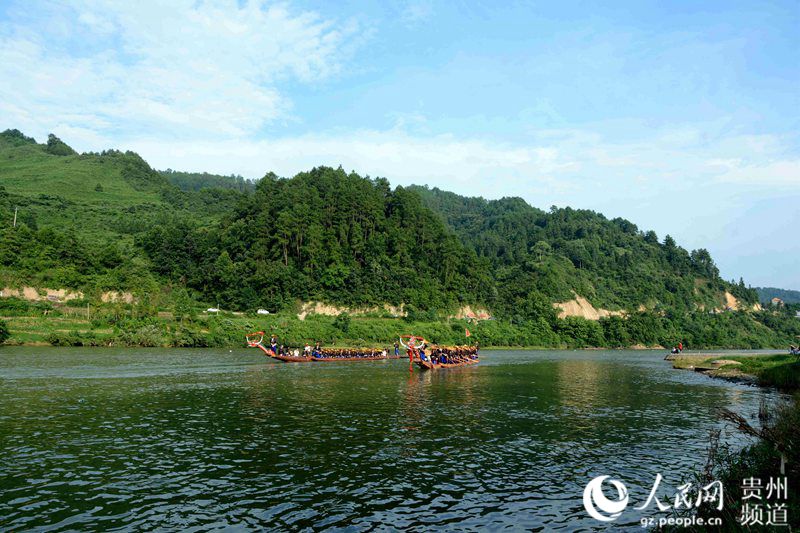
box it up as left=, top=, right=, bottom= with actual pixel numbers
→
left=45, top=134, right=77, bottom=156
left=171, top=325, right=210, bottom=347
left=113, top=318, right=166, bottom=347
left=46, top=330, right=101, bottom=347
left=333, top=313, right=351, bottom=333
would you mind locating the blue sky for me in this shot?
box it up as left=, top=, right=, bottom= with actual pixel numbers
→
left=1, top=0, right=798, bottom=289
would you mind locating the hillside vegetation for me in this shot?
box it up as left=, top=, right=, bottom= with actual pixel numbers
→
left=408, top=185, right=757, bottom=315
left=0, top=129, right=244, bottom=291
left=2, top=128, right=799, bottom=349
left=139, top=168, right=489, bottom=312
left=160, top=169, right=255, bottom=193
left=756, top=286, right=800, bottom=304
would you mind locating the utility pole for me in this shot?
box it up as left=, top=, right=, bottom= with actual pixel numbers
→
left=13, top=207, right=17, bottom=227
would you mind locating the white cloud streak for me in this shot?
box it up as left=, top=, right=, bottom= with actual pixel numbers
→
left=115, top=126, right=799, bottom=199
left=0, top=0, right=362, bottom=139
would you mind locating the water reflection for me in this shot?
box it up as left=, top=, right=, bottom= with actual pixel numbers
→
left=0, top=348, right=783, bottom=530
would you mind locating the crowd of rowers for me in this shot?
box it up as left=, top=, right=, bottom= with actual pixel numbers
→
left=398, top=337, right=479, bottom=364
left=311, top=346, right=389, bottom=359
left=264, top=335, right=479, bottom=362
left=425, top=345, right=479, bottom=364
left=267, top=337, right=388, bottom=359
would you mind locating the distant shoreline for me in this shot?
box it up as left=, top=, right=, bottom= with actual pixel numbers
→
left=2, top=303, right=796, bottom=351
left=0, top=340, right=781, bottom=352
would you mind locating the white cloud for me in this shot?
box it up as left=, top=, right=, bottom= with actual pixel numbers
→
left=105, top=124, right=773, bottom=193
left=400, top=0, right=434, bottom=26
left=0, top=0, right=363, bottom=140
left=710, top=158, right=800, bottom=185
left=124, top=130, right=567, bottom=193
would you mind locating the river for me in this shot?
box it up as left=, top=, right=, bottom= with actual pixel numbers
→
left=0, top=348, right=783, bottom=530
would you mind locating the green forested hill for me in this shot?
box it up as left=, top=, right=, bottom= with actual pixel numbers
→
left=1, top=128, right=798, bottom=349
left=0, top=129, right=245, bottom=290
left=756, top=287, right=800, bottom=304
left=139, top=167, right=491, bottom=311
left=408, top=185, right=758, bottom=314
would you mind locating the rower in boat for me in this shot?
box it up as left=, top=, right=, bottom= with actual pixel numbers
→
left=270, top=335, right=278, bottom=355
left=407, top=338, right=480, bottom=370
left=309, top=346, right=389, bottom=361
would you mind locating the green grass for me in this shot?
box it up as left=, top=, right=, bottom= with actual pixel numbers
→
left=0, top=139, right=170, bottom=246
left=0, top=142, right=162, bottom=205
left=1, top=129, right=797, bottom=353
left=0, top=135, right=237, bottom=271
left=671, top=352, right=800, bottom=390
left=672, top=396, right=800, bottom=531
left=0, top=307, right=532, bottom=349
left=759, top=361, right=800, bottom=390
left=725, top=354, right=800, bottom=390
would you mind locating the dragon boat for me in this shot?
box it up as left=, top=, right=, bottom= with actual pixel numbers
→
left=400, top=334, right=480, bottom=370
left=246, top=332, right=392, bottom=363
left=415, top=355, right=479, bottom=370
left=246, top=332, right=312, bottom=362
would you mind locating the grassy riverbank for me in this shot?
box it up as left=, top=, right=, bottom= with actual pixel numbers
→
left=2, top=292, right=799, bottom=350
left=673, top=396, right=800, bottom=531
left=666, top=352, right=799, bottom=530
left=2, top=306, right=799, bottom=351
left=671, top=352, right=800, bottom=390
left=0, top=309, right=549, bottom=349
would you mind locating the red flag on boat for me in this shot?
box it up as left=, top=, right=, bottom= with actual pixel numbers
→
left=465, top=328, right=471, bottom=337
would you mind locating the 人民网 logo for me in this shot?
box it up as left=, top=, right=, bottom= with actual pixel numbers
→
left=583, top=475, right=629, bottom=522
left=581, top=473, right=744, bottom=528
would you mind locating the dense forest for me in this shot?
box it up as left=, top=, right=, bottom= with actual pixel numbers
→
left=160, top=169, right=255, bottom=193
left=140, top=168, right=491, bottom=312
left=408, top=185, right=758, bottom=314
left=1, top=128, right=799, bottom=349
left=756, top=286, right=800, bottom=304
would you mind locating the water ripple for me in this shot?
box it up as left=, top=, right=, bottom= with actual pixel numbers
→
left=0, top=348, right=783, bottom=530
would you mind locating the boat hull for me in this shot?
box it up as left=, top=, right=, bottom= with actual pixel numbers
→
left=272, top=353, right=313, bottom=362
left=249, top=340, right=408, bottom=363
left=416, top=357, right=480, bottom=370
left=311, top=356, right=389, bottom=362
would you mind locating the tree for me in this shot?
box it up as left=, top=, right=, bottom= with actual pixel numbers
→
left=333, top=312, right=351, bottom=333
left=0, top=319, right=9, bottom=344
left=19, top=211, right=37, bottom=230
left=532, top=240, right=551, bottom=261
left=173, top=288, right=195, bottom=323
left=564, top=240, right=590, bottom=269
left=45, top=134, right=77, bottom=156
left=690, top=248, right=719, bottom=279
